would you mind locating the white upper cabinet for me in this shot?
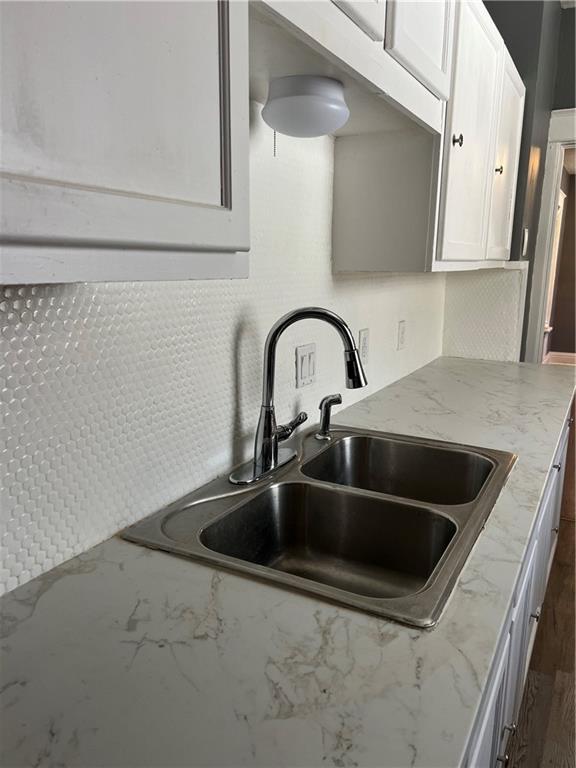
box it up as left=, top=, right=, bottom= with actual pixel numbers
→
left=487, top=51, right=526, bottom=261
left=438, top=0, right=503, bottom=262
left=436, top=1, right=526, bottom=268
left=0, top=0, right=249, bottom=283
left=331, top=0, right=386, bottom=40
left=385, top=0, right=455, bottom=99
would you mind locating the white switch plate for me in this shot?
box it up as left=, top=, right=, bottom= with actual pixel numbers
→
left=397, top=320, right=406, bottom=351
left=358, top=328, right=369, bottom=366
left=295, top=343, right=316, bottom=388
left=521, top=227, right=529, bottom=257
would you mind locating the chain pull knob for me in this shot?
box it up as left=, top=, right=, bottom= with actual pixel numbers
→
left=452, top=133, right=464, bottom=147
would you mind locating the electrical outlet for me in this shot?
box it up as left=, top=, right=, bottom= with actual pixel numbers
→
left=397, top=320, right=406, bottom=351
left=295, top=343, right=316, bottom=388
left=358, top=328, right=369, bottom=366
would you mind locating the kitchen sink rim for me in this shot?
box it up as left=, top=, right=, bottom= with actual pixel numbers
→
left=121, top=425, right=517, bottom=627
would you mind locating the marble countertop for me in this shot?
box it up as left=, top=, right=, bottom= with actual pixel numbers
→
left=1, top=357, right=574, bottom=768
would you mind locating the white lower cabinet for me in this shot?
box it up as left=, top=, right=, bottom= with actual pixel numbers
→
left=509, top=544, right=538, bottom=709
left=465, top=416, right=571, bottom=767
left=467, top=633, right=511, bottom=768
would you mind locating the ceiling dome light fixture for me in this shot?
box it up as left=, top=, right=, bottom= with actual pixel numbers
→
left=262, top=75, right=350, bottom=138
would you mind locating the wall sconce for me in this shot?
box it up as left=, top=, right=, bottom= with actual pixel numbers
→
left=262, top=75, right=350, bottom=138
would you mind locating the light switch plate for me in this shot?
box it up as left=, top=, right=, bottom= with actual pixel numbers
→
left=521, top=227, right=529, bottom=257
left=295, top=343, right=316, bottom=388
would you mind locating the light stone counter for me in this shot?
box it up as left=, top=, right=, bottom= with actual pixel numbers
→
left=1, top=357, right=574, bottom=768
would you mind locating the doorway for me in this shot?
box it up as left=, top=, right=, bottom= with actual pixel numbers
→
left=525, top=109, right=576, bottom=363
left=542, top=149, right=575, bottom=364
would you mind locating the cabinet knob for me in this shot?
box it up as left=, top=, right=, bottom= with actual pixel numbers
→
left=452, top=133, right=464, bottom=147
left=553, top=463, right=562, bottom=471
left=495, top=165, right=504, bottom=174
left=569, top=417, right=574, bottom=426
left=553, top=526, right=559, bottom=533
left=503, top=723, right=517, bottom=735
left=496, top=754, right=510, bottom=766
left=530, top=609, right=541, bottom=623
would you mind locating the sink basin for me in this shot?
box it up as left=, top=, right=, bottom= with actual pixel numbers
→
left=301, top=435, right=494, bottom=505
left=122, top=426, right=515, bottom=627
left=198, top=482, right=456, bottom=599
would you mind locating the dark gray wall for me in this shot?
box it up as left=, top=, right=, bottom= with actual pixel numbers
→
left=485, top=1, right=562, bottom=357
left=554, top=8, right=575, bottom=109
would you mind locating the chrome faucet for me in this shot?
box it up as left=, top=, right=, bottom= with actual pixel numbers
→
left=230, top=307, right=367, bottom=484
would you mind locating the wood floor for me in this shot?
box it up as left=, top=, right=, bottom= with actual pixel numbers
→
left=508, top=415, right=575, bottom=768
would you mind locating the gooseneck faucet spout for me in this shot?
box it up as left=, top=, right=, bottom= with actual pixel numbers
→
left=230, top=307, right=367, bottom=485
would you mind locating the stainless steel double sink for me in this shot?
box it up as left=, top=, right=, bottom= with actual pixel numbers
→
left=122, top=428, right=516, bottom=627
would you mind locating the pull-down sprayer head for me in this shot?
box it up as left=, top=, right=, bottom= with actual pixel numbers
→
left=344, top=348, right=367, bottom=389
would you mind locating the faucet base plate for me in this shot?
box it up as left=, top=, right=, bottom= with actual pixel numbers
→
left=229, top=447, right=297, bottom=485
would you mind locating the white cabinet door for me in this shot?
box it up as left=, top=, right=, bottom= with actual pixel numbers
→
left=495, top=539, right=537, bottom=764
left=385, top=0, right=455, bottom=99
left=487, top=51, right=525, bottom=261
left=532, top=425, right=569, bottom=614
left=0, top=1, right=249, bottom=275
left=532, top=480, right=555, bottom=621
left=438, top=0, right=502, bottom=262
left=331, top=0, right=386, bottom=40
left=511, top=542, right=538, bottom=709
left=467, top=633, right=511, bottom=768
left=547, top=423, right=570, bottom=572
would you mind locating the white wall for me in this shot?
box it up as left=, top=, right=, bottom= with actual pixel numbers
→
left=0, top=111, right=446, bottom=594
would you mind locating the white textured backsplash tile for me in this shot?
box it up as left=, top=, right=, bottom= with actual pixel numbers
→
left=443, top=268, right=527, bottom=362
left=0, top=110, right=446, bottom=594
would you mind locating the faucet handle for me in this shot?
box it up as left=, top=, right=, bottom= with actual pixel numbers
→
left=316, top=394, right=342, bottom=440
left=277, top=411, right=308, bottom=442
